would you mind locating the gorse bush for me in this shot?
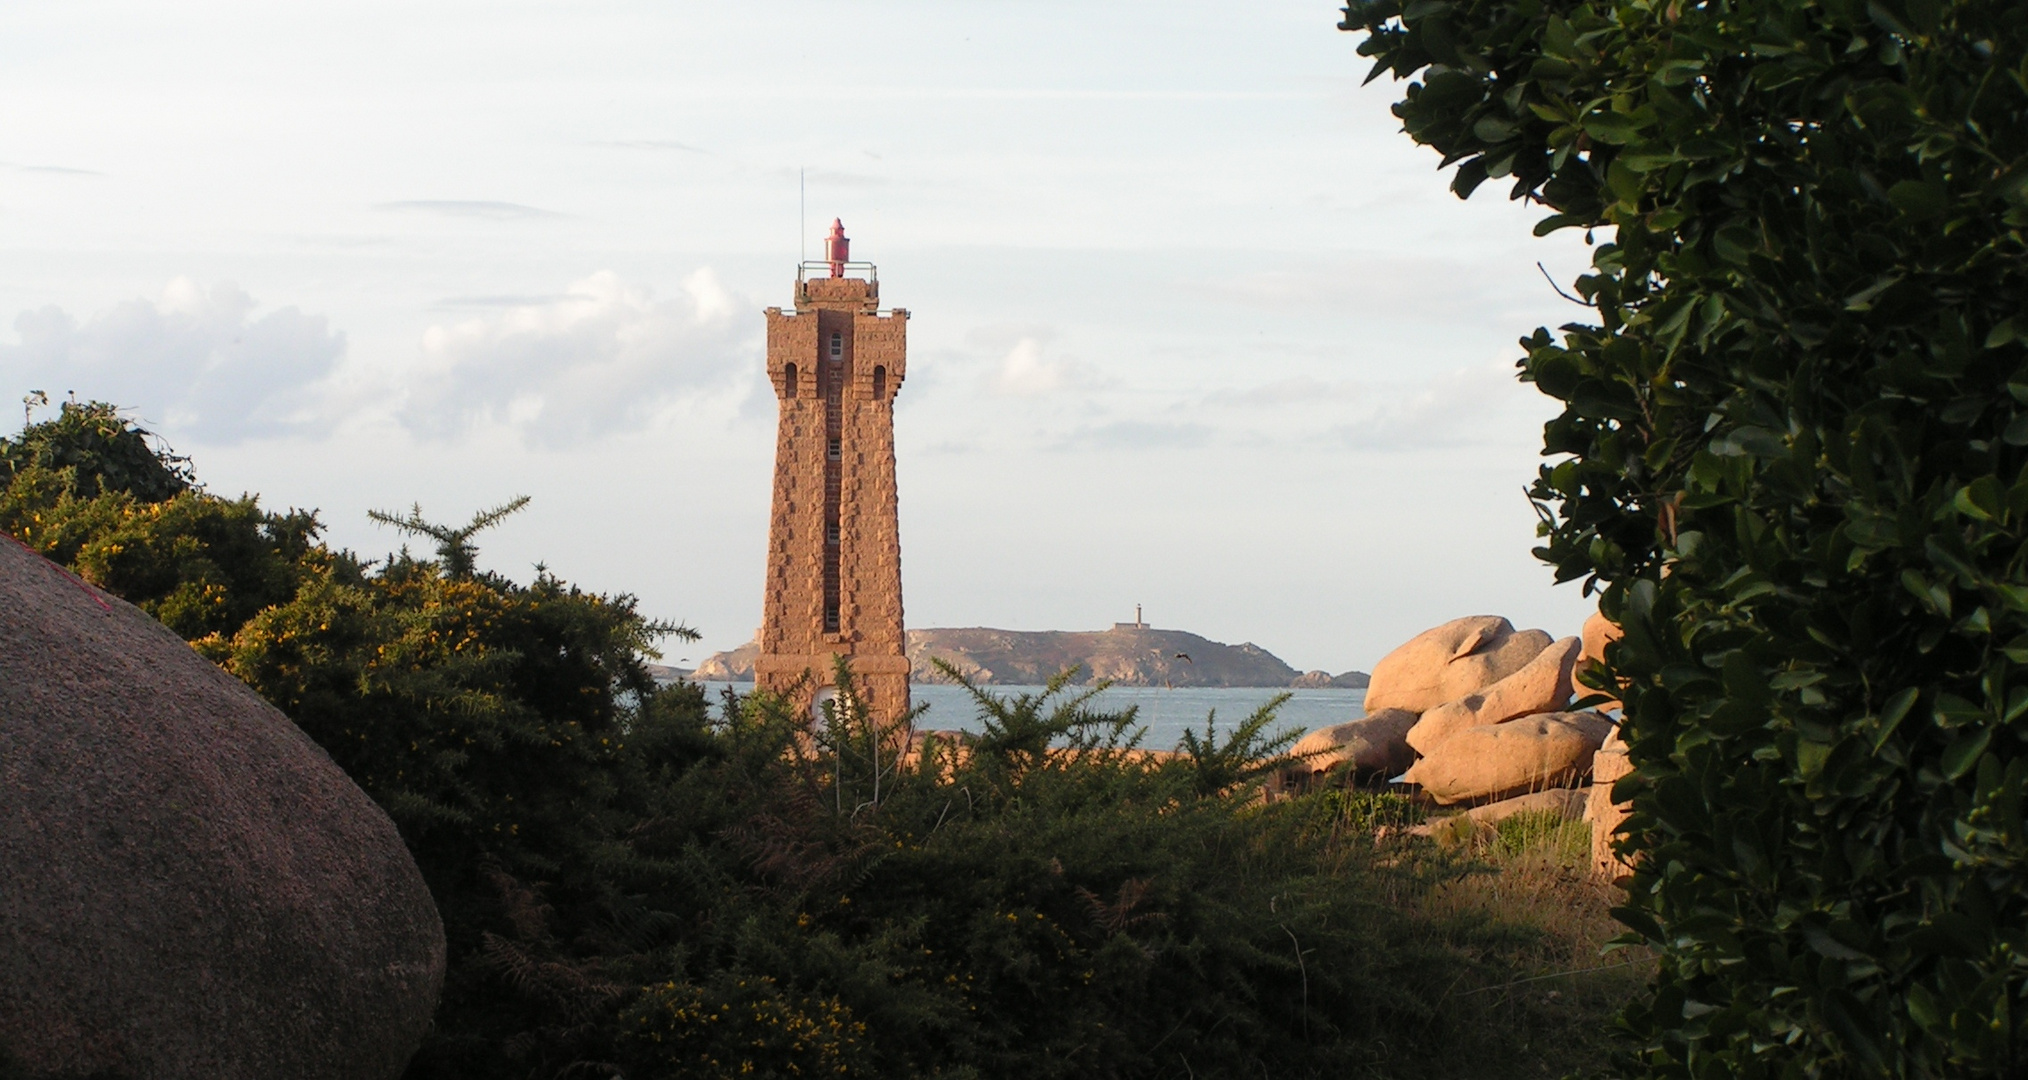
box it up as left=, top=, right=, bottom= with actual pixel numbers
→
left=573, top=665, right=1482, bottom=1079
left=3, top=404, right=1644, bottom=1078
left=0, top=400, right=320, bottom=639
left=1339, top=0, right=2028, bottom=1074
left=1, top=398, right=192, bottom=502
left=621, top=974, right=873, bottom=1077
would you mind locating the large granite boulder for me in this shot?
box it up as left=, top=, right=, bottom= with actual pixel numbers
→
left=1587, top=727, right=1636, bottom=883
left=1400, top=711, right=1613, bottom=805
left=1406, top=636, right=1582, bottom=755
left=0, top=537, right=443, bottom=1079
left=1578, top=610, right=1625, bottom=711
left=1363, top=616, right=1552, bottom=714
left=1284, top=708, right=1419, bottom=784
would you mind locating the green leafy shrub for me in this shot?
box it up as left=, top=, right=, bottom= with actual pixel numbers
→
left=608, top=670, right=1478, bottom=1080
left=206, top=520, right=700, bottom=1078
left=3, top=410, right=1647, bottom=1077
left=1339, top=0, right=2028, bottom=1073
left=1, top=402, right=326, bottom=638
left=2, top=399, right=192, bottom=502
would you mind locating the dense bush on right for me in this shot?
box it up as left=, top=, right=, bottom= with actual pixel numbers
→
left=1338, top=0, right=2027, bottom=1074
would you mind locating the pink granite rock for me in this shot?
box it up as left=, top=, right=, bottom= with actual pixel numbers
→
left=1362, top=616, right=1552, bottom=714
left=0, top=537, right=443, bottom=1079
left=1406, top=636, right=1583, bottom=754
left=1578, top=610, right=1625, bottom=711
left=1400, top=711, right=1614, bottom=805
left=1284, top=708, right=1419, bottom=783
left=1587, top=727, right=1636, bottom=883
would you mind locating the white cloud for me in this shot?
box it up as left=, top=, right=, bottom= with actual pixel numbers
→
left=398, top=269, right=758, bottom=444
left=1, top=162, right=102, bottom=176
left=1329, top=360, right=1555, bottom=451
left=375, top=200, right=563, bottom=220
left=593, top=139, right=708, bottom=153
left=1058, top=419, right=1213, bottom=450
left=1222, top=376, right=1357, bottom=407
left=989, top=337, right=1077, bottom=396
left=0, top=278, right=345, bottom=442
left=0, top=271, right=759, bottom=448
left=1099, top=360, right=1557, bottom=453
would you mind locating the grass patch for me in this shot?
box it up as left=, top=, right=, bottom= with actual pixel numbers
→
left=1396, top=807, right=1652, bottom=1079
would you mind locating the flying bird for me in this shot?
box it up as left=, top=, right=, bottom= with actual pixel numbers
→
left=1174, top=652, right=1193, bottom=663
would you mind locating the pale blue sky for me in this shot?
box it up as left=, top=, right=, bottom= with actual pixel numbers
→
left=0, top=1, right=1598, bottom=671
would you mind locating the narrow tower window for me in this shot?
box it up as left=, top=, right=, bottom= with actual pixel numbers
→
left=821, top=325, right=845, bottom=640
left=872, top=365, right=886, bottom=401
left=783, top=362, right=797, bottom=399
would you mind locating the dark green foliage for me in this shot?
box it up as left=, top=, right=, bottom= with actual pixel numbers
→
left=1299, top=787, right=1429, bottom=834
left=0, top=403, right=325, bottom=639
left=369, top=496, right=534, bottom=578
left=2, top=411, right=1642, bottom=1077
left=2, top=400, right=192, bottom=503
left=620, top=973, right=873, bottom=1077
left=648, top=668, right=1599, bottom=1080
left=1174, top=690, right=1308, bottom=796
left=204, top=535, right=696, bottom=1078
left=1339, top=0, right=2028, bottom=1074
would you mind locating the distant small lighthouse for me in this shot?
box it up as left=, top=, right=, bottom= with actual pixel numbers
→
left=754, top=222, right=911, bottom=721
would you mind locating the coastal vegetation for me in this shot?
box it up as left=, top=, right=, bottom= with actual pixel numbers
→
left=3, top=402, right=1639, bottom=1078
left=1339, top=0, right=2028, bottom=1072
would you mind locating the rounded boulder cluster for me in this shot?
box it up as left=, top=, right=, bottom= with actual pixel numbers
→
left=1283, top=613, right=1630, bottom=875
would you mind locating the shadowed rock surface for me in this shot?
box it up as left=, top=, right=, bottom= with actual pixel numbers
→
left=1284, top=708, right=1419, bottom=784
left=0, top=537, right=443, bottom=1079
left=1401, top=711, right=1613, bottom=805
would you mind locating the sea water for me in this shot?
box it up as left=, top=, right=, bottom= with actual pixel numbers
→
left=688, top=681, right=1366, bottom=750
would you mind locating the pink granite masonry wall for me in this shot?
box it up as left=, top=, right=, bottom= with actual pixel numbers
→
left=757, top=270, right=910, bottom=722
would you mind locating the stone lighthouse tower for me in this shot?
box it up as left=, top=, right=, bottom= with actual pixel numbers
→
left=754, top=221, right=910, bottom=721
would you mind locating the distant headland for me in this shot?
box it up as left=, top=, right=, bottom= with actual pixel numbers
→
left=684, top=623, right=1367, bottom=690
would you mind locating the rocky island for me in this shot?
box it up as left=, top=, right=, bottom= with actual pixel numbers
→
left=689, top=622, right=1367, bottom=689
